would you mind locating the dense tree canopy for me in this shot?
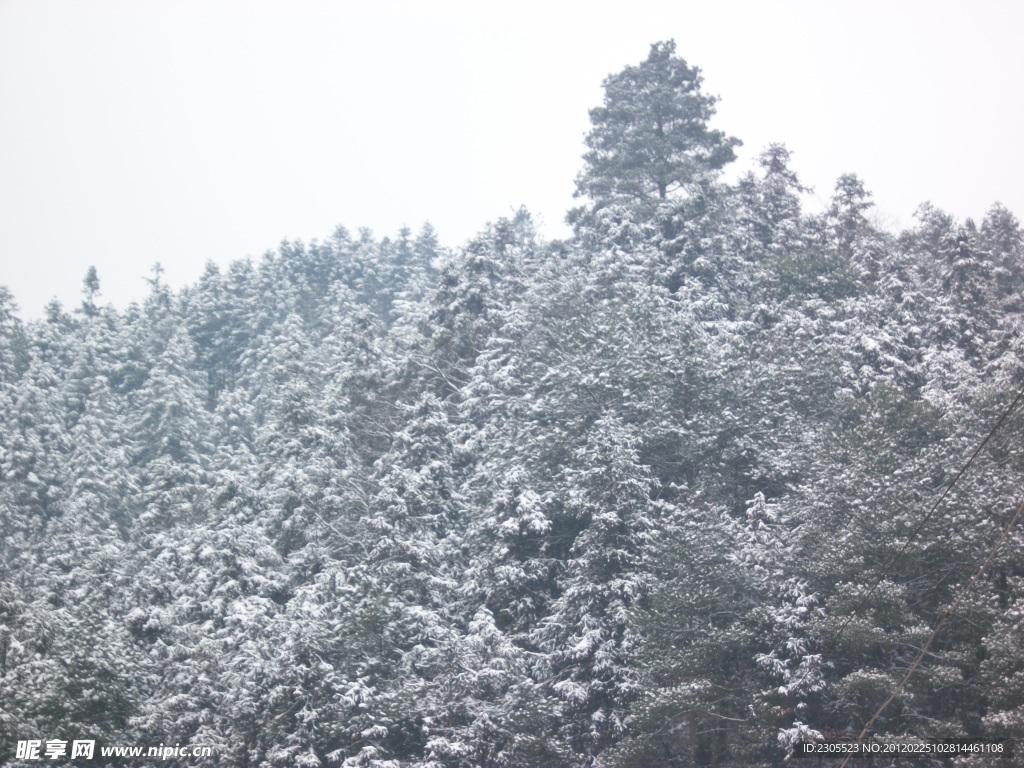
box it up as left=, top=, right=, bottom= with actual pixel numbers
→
left=1, top=44, right=1022, bottom=768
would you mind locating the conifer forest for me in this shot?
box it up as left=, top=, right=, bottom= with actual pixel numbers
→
left=1, top=42, right=1023, bottom=767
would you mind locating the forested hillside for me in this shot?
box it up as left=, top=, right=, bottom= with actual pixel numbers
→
left=1, top=42, right=1022, bottom=767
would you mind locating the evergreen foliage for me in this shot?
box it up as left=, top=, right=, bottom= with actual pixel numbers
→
left=1, top=43, right=1022, bottom=768
left=576, top=41, right=740, bottom=207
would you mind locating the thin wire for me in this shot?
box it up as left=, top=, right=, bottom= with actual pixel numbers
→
left=829, top=383, right=1024, bottom=644
left=837, top=496, right=1024, bottom=768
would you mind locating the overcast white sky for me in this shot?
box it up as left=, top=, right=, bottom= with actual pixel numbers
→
left=2, top=0, right=1022, bottom=318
